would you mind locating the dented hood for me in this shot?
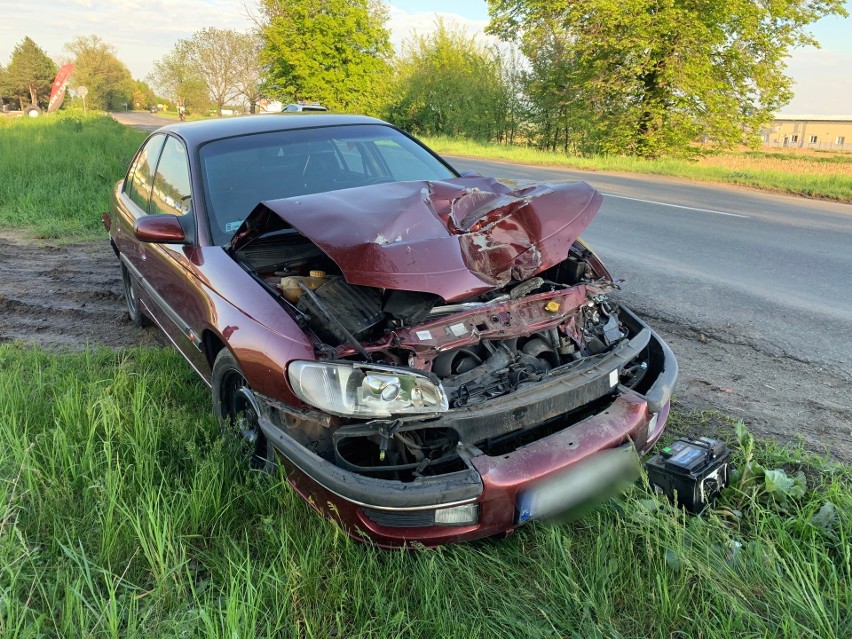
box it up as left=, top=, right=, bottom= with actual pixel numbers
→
left=231, top=176, right=603, bottom=302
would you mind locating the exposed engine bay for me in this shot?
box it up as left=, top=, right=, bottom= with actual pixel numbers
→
left=230, top=178, right=661, bottom=482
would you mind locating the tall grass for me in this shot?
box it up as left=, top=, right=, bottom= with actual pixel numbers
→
left=0, top=112, right=146, bottom=241
left=424, top=136, right=852, bottom=202
left=1, top=343, right=849, bottom=637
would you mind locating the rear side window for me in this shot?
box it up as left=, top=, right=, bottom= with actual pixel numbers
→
left=150, top=136, right=192, bottom=216
left=125, top=135, right=166, bottom=213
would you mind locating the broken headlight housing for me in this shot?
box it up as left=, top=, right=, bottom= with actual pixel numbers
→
left=288, top=361, right=449, bottom=418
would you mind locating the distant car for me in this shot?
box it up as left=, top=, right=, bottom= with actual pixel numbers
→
left=283, top=102, right=328, bottom=112
left=149, top=106, right=157, bottom=113
left=104, top=115, right=677, bottom=547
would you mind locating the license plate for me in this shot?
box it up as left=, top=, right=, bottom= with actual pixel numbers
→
left=516, top=444, right=639, bottom=524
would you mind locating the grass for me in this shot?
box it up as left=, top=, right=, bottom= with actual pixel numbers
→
left=0, top=111, right=146, bottom=241
left=422, top=136, right=852, bottom=202
left=0, top=343, right=849, bottom=638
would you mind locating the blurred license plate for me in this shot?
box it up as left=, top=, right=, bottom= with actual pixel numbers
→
left=516, top=444, right=638, bottom=524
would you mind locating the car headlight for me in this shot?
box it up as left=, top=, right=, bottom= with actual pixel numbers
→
left=287, top=361, right=449, bottom=417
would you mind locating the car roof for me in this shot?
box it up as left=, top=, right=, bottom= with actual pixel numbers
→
left=157, top=113, right=387, bottom=147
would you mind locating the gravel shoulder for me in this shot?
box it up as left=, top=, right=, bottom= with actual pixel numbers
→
left=2, top=232, right=849, bottom=462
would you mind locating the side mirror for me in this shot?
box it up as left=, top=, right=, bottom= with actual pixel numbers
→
left=134, top=214, right=186, bottom=243
left=459, top=170, right=482, bottom=178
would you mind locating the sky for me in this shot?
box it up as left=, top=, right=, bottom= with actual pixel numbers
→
left=0, top=0, right=849, bottom=116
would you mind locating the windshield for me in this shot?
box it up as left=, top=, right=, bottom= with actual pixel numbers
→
left=200, top=124, right=456, bottom=245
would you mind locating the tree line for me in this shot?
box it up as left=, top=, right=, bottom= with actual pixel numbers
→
left=2, top=0, right=846, bottom=157
left=0, top=35, right=159, bottom=113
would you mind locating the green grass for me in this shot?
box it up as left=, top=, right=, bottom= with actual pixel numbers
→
left=0, top=112, right=146, bottom=241
left=1, top=343, right=849, bottom=637
left=423, top=136, right=852, bottom=202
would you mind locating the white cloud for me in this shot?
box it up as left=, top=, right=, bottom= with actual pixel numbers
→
left=385, top=4, right=492, bottom=50
left=0, top=0, right=254, bottom=79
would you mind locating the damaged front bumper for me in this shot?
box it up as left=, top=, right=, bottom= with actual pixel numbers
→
left=257, top=306, right=677, bottom=547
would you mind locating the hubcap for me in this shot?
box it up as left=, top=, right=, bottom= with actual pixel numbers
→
left=221, top=370, right=266, bottom=465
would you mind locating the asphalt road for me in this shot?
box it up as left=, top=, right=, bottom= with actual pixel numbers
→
left=111, top=112, right=852, bottom=377
left=111, top=110, right=175, bottom=131
left=447, top=156, right=852, bottom=378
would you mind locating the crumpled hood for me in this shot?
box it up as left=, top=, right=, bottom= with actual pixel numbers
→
left=231, top=176, right=603, bottom=302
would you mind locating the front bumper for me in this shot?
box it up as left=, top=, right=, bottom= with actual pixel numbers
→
left=258, top=307, right=677, bottom=547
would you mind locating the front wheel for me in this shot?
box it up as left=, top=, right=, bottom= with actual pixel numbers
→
left=212, top=349, right=276, bottom=473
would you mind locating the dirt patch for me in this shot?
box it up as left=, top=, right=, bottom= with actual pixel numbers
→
left=1, top=232, right=849, bottom=462
left=0, top=232, right=164, bottom=350
left=639, top=315, right=852, bottom=463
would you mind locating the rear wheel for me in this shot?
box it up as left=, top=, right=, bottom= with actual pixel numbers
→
left=212, top=349, right=276, bottom=473
left=121, top=263, right=147, bottom=327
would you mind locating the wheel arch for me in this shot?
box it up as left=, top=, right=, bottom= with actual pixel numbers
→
left=202, top=328, right=227, bottom=370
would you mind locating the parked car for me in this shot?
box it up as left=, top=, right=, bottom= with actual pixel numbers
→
left=282, top=102, right=328, bottom=112
left=104, top=115, right=677, bottom=547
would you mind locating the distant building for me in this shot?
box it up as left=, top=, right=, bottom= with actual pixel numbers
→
left=761, top=115, right=852, bottom=151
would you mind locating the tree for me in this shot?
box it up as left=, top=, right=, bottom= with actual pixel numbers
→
left=258, top=0, right=392, bottom=113
left=386, top=19, right=512, bottom=142
left=486, top=0, right=848, bottom=157
left=234, top=33, right=263, bottom=114
left=152, top=28, right=255, bottom=115
left=148, top=45, right=209, bottom=112
left=64, top=35, right=133, bottom=111
left=4, top=37, right=56, bottom=109
left=0, top=65, right=8, bottom=106
left=131, top=79, right=157, bottom=110
left=182, top=28, right=246, bottom=115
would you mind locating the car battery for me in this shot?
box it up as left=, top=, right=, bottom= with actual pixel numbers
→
left=645, top=437, right=731, bottom=513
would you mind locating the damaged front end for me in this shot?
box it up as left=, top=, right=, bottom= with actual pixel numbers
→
left=230, top=176, right=677, bottom=543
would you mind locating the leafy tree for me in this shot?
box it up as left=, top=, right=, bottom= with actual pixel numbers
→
left=148, top=45, right=209, bottom=112
left=258, top=0, right=392, bottom=113
left=152, top=28, right=256, bottom=115
left=64, top=35, right=133, bottom=111
left=4, top=37, right=56, bottom=109
left=0, top=65, right=8, bottom=105
left=234, top=33, right=263, bottom=114
left=486, top=0, right=848, bottom=157
left=182, top=28, right=246, bottom=115
left=386, top=19, right=513, bottom=142
left=131, top=79, right=157, bottom=110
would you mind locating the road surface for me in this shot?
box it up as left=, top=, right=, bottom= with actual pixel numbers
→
left=111, top=110, right=176, bottom=131
left=448, top=156, right=852, bottom=377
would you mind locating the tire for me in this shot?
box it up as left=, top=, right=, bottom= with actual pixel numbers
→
left=25, top=105, right=41, bottom=117
left=212, top=349, right=277, bottom=473
left=121, top=263, right=147, bottom=327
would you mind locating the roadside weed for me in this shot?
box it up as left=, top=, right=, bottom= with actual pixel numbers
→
left=0, top=112, right=146, bottom=241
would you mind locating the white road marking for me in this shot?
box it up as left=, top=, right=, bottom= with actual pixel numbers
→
left=604, top=193, right=750, bottom=218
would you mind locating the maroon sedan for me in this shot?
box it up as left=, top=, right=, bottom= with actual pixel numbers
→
left=105, top=114, right=677, bottom=547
